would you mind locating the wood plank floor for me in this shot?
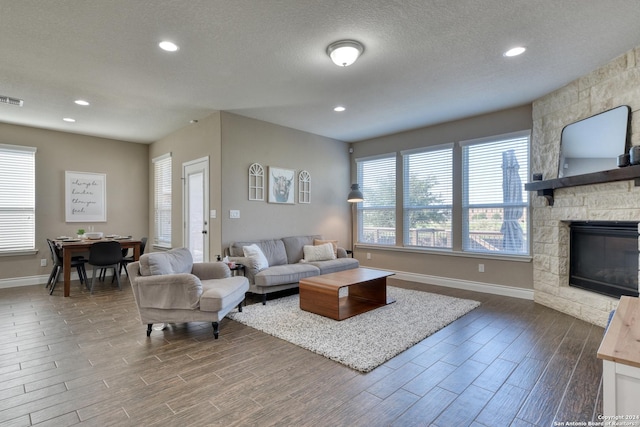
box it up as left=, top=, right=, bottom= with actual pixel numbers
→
left=0, top=277, right=605, bottom=426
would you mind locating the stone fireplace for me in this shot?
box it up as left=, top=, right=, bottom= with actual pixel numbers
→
left=531, top=46, right=640, bottom=327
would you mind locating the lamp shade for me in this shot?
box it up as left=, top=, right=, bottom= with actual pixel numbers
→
left=347, top=183, right=364, bottom=202
left=327, top=40, right=364, bottom=67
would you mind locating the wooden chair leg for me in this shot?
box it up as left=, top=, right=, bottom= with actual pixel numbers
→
left=212, top=322, right=219, bottom=339
left=238, top=302, right=243, bottom=312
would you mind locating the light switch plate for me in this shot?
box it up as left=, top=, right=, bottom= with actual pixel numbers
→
left=210, top=209, right=216, bottom=218
left=230, top=210, right=240, bottom=219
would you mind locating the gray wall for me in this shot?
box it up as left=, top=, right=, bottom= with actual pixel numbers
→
left=220, top=112, right=351, bottom=250
left=149, top=112, right=223, bottom=256
left=148, top=112, right=352, bottom=258
left=350, top=105, right=534, bottom=290
left=0, top=122, right=148, bottom=283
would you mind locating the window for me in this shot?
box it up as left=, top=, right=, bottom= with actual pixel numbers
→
left=0, top=144, right=36, bottom=253
left=356, top=154, right=396, bottom=245
left=153, top=153, right=172, bottom=248
left=402, top=144, right=453, bottom=248
left=461, top=131, right=530, bottom=255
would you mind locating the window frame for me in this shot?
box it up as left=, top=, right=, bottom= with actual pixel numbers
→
left=355, top=153, right=397, bottom=246
left=153, top=153, right=172, bottom=249
left=460, top=130, right=531, bottom=256
left=401, top=143, right=454, bottom=249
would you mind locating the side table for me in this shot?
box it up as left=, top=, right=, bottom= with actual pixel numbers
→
left=229, top=263, right=245, bottom=276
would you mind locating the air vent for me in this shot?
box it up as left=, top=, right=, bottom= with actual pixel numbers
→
left=0, top=95, right=24, bottom=107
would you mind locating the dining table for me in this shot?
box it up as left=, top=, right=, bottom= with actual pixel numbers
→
left=55, top=237, right=142, bottom=297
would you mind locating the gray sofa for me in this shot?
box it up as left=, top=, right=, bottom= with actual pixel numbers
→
left=226, top=235, right=359, bottom=304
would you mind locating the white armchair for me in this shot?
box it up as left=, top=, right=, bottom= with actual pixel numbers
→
left=126, top=248, right=249, bottom=339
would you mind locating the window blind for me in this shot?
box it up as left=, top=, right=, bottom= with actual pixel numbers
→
left=153, top=153, right=172, bottom=248
left=402, top=144, right=453, bottom=248
left=0, top=144, right=36, bottom=252
left=356, top=154, right=396, bottom=245
left=461, top=132, right=530, bottom=254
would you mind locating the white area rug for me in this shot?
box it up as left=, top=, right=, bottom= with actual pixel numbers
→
left=228, top=286, right=480, bottom=372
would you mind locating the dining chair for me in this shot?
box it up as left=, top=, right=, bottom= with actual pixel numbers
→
left=120, top=237, right=147, bottom=277
left=46, top=239, right=88, bottom=295
left=88, top=241, right=124, bottom=294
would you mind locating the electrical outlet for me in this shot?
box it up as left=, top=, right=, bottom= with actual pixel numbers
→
left=366, top=253, right=371, bottom=260
left=478, top=263, right=485, bottom=273
left=230, top=210, right=240, bottom=219
left=210, top=209, right=216, bottom=219
left=40, top=258, right=47, bottom=267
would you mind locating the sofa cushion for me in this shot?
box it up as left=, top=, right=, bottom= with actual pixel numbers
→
left=281, top=235, right=321, bottom=264
left=230, top=239, right=288, bottom=267
left=139, top=248, right=193, bottom=276
left=303, top=243, right=336, bottom=262
left=254, top=263, right=320, bottom=288
left=314, top=239, right=338, bottom=256
left=199, top=276, right=250, bottom=312
left=243, top=244, right=269, bottom=271
left=308, top=258, right=360, bottom=275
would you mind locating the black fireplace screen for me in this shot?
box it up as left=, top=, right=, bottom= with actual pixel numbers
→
left=569, top=221, right=639, bottom=298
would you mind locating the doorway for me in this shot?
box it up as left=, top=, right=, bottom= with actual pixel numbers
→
left=183, top=157, right=209, bottom=262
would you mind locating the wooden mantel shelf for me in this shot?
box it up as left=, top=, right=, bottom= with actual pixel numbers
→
left=524, top=164, right=640, bottom=205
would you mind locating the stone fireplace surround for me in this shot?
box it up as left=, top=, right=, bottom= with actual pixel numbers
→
left=531, top=46, right=640, bottom=328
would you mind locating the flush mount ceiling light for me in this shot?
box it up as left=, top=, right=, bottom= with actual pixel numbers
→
left=159, top=41, right=179, bottom=52
left=327, top=40, right=364, bottom=67
left=74, top=99, right=90, bottom=106
left=504, top=46, right=526, bottom=57
left=63, top=117, right=76, bottom=123
left=334, top=106, right=346, bottom=112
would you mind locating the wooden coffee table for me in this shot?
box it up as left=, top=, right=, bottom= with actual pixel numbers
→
left=299, top=268, right=395, bottom=320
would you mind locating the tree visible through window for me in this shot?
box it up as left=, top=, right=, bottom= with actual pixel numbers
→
left=402, top=144, right=453, bottom=248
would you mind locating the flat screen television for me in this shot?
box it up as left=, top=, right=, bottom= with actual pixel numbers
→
left=557, top=105, right=631, bottom=178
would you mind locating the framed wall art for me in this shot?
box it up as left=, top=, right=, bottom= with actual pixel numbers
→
left=65, top=171, right=107, bottom=222
left=268, top=166, right=295, bottom=204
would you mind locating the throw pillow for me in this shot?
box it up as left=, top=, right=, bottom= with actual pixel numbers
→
left=303, top=242, right=336, bottom=262
left=243, top=244, right=269, bottom=271
left=314, top=239, right=338, bottom=256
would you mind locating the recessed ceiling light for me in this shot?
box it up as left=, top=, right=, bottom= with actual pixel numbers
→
left=74, top=99, right=90, bottom=106
left=504, top=47, right=526, bottom=57
left=159, top=41, right=179, bottom=52
left=63, top=117, right=76, bottom=123
left=334, top=106, right=346, bottom=112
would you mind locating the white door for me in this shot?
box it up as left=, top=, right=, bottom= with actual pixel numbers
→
left=183, top=157, right=209, bottom=263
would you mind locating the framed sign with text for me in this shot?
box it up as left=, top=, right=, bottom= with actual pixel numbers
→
left=65, top=171, right=106, bottom=222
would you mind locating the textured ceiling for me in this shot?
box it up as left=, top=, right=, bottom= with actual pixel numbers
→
left=1, top=0, right=640, bottom=143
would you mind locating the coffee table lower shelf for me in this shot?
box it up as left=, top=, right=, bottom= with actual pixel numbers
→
left=299, top=268, right=395, bottom=320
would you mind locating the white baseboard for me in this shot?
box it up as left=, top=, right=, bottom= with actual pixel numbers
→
left=384, top=269, right=534, bottom=300
left=2, top=268, right=534, bottom=300
left=0, top=271, right=95, bottom=290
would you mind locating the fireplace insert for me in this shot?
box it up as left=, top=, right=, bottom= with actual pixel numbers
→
left=569, top=221, right=639, bottom=298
